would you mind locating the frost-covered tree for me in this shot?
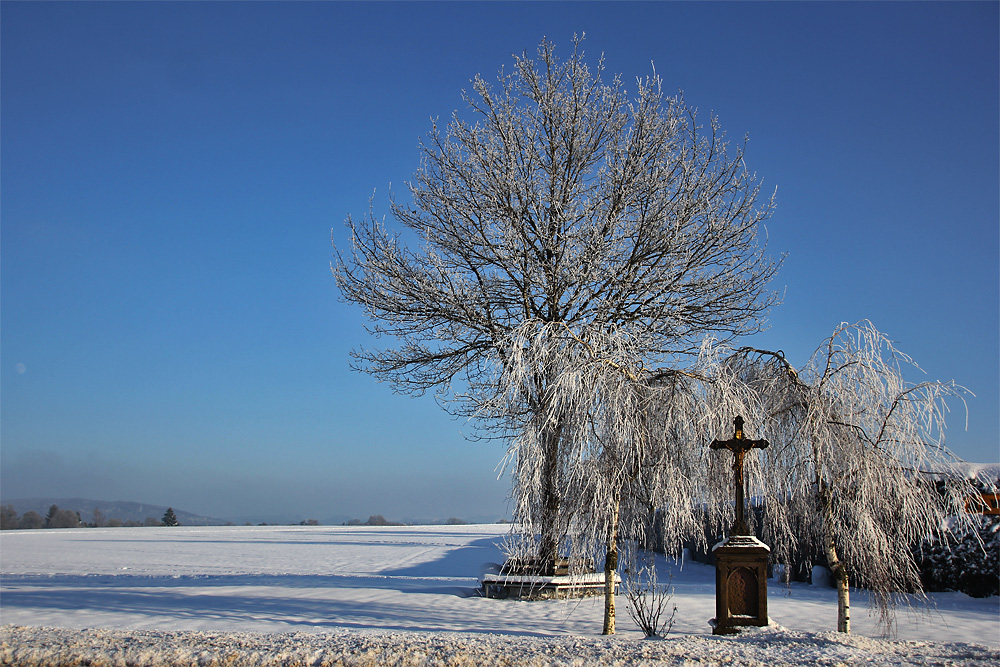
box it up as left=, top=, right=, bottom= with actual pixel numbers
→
left=719, top=322, right=978, bottom=634
left=333, top=36, right=780, bottom=567
left=490, top=322, right=758, bottom=634
left=492, top=322, right=657, bottom=634
left=493, top=321, right=979, bottom=635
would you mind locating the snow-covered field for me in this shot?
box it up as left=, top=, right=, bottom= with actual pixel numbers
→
left=1, top=524, right=998, bottom=665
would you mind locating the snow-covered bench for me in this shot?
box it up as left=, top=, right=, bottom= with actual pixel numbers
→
left=480, top=557, right=619, bottom=600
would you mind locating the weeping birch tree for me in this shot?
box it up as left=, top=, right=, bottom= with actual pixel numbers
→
left=333, top=35, right=780, bottom=568
left=492, top=322, right=653, bottom=635
left=492, top=320, right=980, bottom=636
left=489, top=322, right=765, bottom=634
left=717, top=322, right=978, bottom=634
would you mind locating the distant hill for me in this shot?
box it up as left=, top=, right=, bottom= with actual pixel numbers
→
left=0, top=498, right=226, bottom=526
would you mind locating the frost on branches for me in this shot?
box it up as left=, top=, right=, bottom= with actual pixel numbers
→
left=492, top=321, right=981, bottom=636
left=333, top=36, right=779, bottom=578
left=715, top=322, right=981, bottom=635
left=332, top=36, right=981, bottom=638
left=489, top=322, right=731, bottom=634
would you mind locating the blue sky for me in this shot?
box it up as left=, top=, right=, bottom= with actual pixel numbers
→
left=2, top=1, right=997, bottom=524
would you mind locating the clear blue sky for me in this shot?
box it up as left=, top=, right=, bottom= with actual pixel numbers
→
left=2, top=1, right=997, bottom=524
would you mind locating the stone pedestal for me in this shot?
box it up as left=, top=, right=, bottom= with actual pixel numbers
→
left=710, top=534, right=770, bottom=635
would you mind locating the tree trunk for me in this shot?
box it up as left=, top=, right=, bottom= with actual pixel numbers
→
left=824, top=534, right=851, bottom=633
left=819, top=487, right=850, bottom=633
left=602, top=498, right=621, bottom=635
left=835, top=566, right=850, bottom=634
left=539, top=420, right=563, bottom=567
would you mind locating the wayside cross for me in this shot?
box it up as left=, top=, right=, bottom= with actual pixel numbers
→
left=711, top=416, right=769, bottom=536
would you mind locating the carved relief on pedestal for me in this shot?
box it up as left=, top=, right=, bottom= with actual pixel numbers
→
left=727, top=566, right=758, bottom=616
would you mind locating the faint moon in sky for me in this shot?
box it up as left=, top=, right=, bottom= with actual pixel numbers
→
left=15, top=363, right=26, bottom=374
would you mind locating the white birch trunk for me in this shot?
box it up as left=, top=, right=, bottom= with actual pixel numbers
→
left=836, top=568, right=851, bottom=634
left=824, top=537, right=851, bottom=633
left=820, top=487, right=850, bottom=633
left=602, top=498, right=620, bottom=635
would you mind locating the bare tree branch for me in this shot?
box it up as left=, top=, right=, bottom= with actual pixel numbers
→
left=333, top=37, right=782, bottom=606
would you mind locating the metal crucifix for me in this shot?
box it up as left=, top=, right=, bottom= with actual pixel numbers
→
left=711, top=416, right=769, bottom=536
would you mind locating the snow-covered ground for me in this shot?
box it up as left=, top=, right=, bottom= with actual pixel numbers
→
left=1, top=524, right=998, bottom=665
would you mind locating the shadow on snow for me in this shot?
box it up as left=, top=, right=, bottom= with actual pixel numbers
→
left=0, top=537, right=525, bottom=635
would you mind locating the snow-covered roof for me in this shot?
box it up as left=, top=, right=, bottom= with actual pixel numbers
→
left=953, top=462, right=1000, bottom=483
left=921, top=461, right=1000, bottom=484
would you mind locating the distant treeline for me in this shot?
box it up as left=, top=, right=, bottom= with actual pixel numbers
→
left=342, top=515, right=510, bottom=527
left=254, top=516, right=511, bottom=527
left=2, top=504, right=510, bottom=530
left=0, top=504, right=180, bottom=529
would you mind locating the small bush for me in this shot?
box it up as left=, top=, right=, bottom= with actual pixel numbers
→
left=623, top=549, right=677, bottom=638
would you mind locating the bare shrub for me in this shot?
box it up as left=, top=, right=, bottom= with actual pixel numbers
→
left=623, top=548, right=677, bottom=638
